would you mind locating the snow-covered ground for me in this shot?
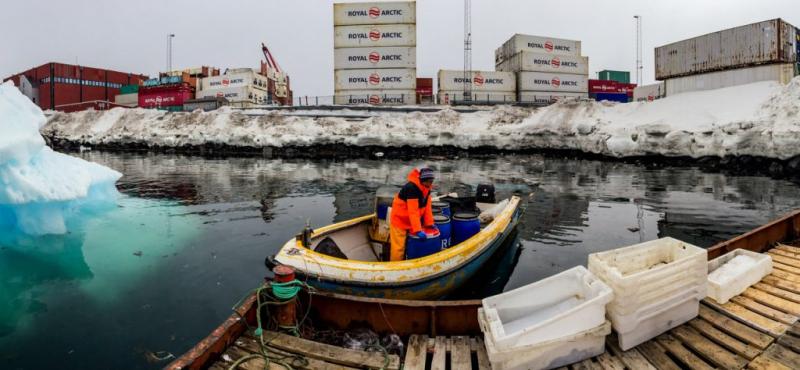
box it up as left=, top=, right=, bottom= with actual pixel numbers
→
left=42, top=77, right=800, bottom=160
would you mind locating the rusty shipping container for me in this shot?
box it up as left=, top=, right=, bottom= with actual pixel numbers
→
left=655, top=18, right=797, bottom=80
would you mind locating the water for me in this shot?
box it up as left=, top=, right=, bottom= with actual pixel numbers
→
left=2, top=151, right=800, bottom=369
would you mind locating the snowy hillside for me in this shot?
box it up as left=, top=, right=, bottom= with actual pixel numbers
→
left=42, top=77, right=800, bottom=160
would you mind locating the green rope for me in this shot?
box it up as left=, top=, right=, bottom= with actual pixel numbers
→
left=271, top=280, right=305, bottom=300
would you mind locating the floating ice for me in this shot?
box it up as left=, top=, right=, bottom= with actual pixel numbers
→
left=0, top=81, right=121, bottom=235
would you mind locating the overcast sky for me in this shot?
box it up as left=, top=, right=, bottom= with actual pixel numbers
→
left=2, top=0, right=798, bottom=97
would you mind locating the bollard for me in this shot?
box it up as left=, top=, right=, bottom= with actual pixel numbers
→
left=272, top=265, right=297, bottom=329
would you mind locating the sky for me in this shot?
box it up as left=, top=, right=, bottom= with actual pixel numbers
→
left=2, top=0, right=798, bottom=97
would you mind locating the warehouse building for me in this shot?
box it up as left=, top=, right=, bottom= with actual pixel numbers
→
left=3, top=62, right=148, bottom=112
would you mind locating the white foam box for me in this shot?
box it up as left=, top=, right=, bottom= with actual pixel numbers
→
left=481, top=266, right=613, bottom=349
left=480, top=312, right=611, bottom=370
left=707, top=249, right=772, bottom=304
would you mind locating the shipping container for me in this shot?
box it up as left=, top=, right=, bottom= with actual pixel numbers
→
left=334, top=24, right=416, bottom=48
left=598, top=70, right=630, bottom=84
left=138, top=85, right=193, bottom=108
left=333, top=1, right=415, bottom=26
left=334, top=68, right=416, bottom=90
left=633, top=83, right=666, bottom=102
left=655, top=18, right=797, bottom=80
left=196, top=85, right=273, bottom=107
left=199, top=71, right=269, bottom=92
left=665, top=63, right=796, bottom=95
left=114, top=93, right=138, bottom=106
left=120, top=84, right=139, bottom=94
left=588, top=79, right=636, bottom=95
left=518, top=72, right=588, bottom=92
left=333, top=90, right=416, bottom=105
left=183, top=97, right=228, bottom=112
left=334, top=47, right=416, bottom=69
left=591, top=92, right=630, bottom=103
left=517, top=92, right=587, bottom=104
left=437, top=70, right=516, bottom=92
left=496, top=52, right=589, bottom=75
left=437, top=91, right=516, bottom=104
left=496, top=34, right=582, bottom=64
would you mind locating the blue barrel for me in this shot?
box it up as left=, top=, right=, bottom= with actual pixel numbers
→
left=432, top=202, right=451, bottom=217
left=376, top=204, right=389, bottom=220
left=451, top=212, right=481, bottom=246
left=405, top=228, right=441, bottom=259
left=434, top=215, right=452, bottom=249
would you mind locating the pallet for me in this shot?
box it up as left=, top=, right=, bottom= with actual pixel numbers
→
left=403, top=335, right=490, bottom=370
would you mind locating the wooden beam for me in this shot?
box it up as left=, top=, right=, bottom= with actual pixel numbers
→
left=450, top=336, right=471, bottom=370
left=403, top=335, right=427, bottom=370
left=698, top=304, right=774, bottom=349
left=655, top=333, right=714, bottom=370
left=261, top=331, right=400, bottom=370
left=704, top=298, right=789, bottom=337
left=670, top=325, right=748, bottom=369
left=636, top=341, right=681, bottom=370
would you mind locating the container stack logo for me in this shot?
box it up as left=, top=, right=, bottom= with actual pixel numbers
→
left=369, top=7, right=381, bottom=19
left=551, top=57, right=561, bottom=68
left=369, top=52, right=381, bottom=64
left=222, top=79, right=230, bottom=87
left=544, top=41, right=554, bottom=52
left=369, top=94, right=381, bottom=104
left=551, top=77, right=561, bottom=88
left=369, top=29, right=381, bottom=41
left=473, top=73, right=485, bottom=86
left=369, top=73, right=381, bottom=85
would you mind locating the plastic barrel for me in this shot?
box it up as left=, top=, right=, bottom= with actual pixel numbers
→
left=376, top=204, right=389, bottom=220
left=434, top=215, right=452, bottom=249
left=451, top=212, right=481, bottom=246
left=405, top=228, right=441, bottom=259
left=432, top=201, right=451, bottom=217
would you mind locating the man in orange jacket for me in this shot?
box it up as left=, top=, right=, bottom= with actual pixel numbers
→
left=389, top=168, right=437, bottom=261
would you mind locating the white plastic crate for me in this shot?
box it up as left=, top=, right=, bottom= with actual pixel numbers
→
left=481, top=266, right=613, bottom=349
left=614, top=295, right=701, bottom=350
left=480, top=309, right=611, bottom=370
left=707, top=249, right=773, bottom=304
left=608, top=287, right=704, bottom=333
left=606, top=265, right=706, bottom=315
left=588, top=237, right=707, bottom=309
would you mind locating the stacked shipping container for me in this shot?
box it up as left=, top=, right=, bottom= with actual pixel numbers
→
left=495, top=34, right=589, bottom=104
left=437, top=70, right=516, bottom=104
left=333, top=1, right=416, bottom=105
left=655, top=18, right=798, bottom=95
left=197, top=69, right=272, bottom=108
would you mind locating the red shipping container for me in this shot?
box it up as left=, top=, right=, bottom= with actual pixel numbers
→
left=589, top=79, right=637, bottom=96
left=138, top=85, right=193, bottom=108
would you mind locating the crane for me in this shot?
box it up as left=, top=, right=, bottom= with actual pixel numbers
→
left=262, top=42, right=282, bottom=75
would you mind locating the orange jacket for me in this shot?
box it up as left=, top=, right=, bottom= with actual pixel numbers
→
left=390, top=168, right=434, bottom=233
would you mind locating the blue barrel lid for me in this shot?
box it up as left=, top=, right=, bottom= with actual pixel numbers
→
left=452, top=212, right=479, bottom=221
left=432, top=201, right=449, bottom=208
left=433, top=215, right=450, bottom=223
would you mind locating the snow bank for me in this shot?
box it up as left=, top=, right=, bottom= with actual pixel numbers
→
left=0, top=81, right=121, bottom=235
left=42, top=77, right=800, bottom=160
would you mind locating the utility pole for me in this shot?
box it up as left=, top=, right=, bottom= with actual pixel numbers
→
left=167, top=33, right=175, bottom=72
left=463, top=0, right=472, bottom=103
left=634, top=15, right=642, bottom=85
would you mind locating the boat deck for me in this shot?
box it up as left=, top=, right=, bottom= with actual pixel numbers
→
left=207, top=246, right=800, bottom=370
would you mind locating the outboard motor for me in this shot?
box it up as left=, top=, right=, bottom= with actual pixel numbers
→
left=476, top=183, right=496, bottom=203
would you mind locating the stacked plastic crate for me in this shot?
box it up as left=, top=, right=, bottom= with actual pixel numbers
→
left=588, top=237, right=708, bottom=350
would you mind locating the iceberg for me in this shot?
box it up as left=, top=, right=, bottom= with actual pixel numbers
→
left=0, top=81, right=121, bottom=235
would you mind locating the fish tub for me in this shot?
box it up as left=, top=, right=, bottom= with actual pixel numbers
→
left=707, top=249, right=773, bottom=304
left=613, top=294, right=701, bottom=350
left=480, top=310, right=610, bottom=370
left=481, top=266, right=613, bottom=349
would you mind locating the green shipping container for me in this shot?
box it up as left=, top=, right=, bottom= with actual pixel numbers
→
left=598, top=70, right=630, bottom=84
left=120, top=84, right=139, bottom=94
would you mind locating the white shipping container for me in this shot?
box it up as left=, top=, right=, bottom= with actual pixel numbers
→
left=496, top=52, right=589, bottom=75
left=334, top=47, right=416, bottom=69
left=199, top=71, right=269, bottom=92
left=114, top=93, right=138, bottom=106
left=334, top=24, right=416, bottom=48
left=437, top=70, right=516, bottom=92
left=633, top=83, right=666, bottom=102
left=333, top=1, right=416, bottom=26
left=196, top=86, right=268, bottom=104
left=437, top=91, right=516, bottom=104
left=517, top=92, right=587, bottom=104
left=665, top=63, right=795, bottom=95
left=517, top=72, right=588, bottom=93
left=497, top=34, right=582, bottom=62
left=333, top=90, right=416, bottom=105
left=655, top=18, right=797, bottom=80
left=334, top=68, right=416, bottom=90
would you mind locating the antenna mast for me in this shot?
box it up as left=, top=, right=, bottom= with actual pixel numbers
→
left=634, top=15, right=642, bottom=85
left=463, top=0, right=472, bottom=103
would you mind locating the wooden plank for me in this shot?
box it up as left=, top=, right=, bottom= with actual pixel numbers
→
left=606, top=336, right=657, bottom=370
left=655, top=333, right=715, bottom=370
left=775, top=243, right=800, bottom=254
left=670, top=325, right=748, bottom=369
left=768, top=253, right=800, bottom=269
left=256, top=331, right=400, bottom=370
left=769, top=248, right=800, bottom=260
left=762, top=275, right=800, bottom=295
left=753, top=283, right=800, bottom=306
left=595, top=352, right=626, bottom=370
left=572, top=359, right=602, bottom=370
left=698, top=304, right=774, bottom=349
left=473, top=336, right=491, bottom=370
left=403, top=335, right=427, bottom=370
left=761, top=343, right=800, bottom=369
left=688, top=318, right=761, bottom=360
left=636, top=341, right=681, bottom=370
left=747, top=354, right=794, bottom=370
left=451, top=336, right=471, bottom=370
left=219, top=345, right=285, bottom=370
left=777, top=334, right=800, bottom=353
left=790, top=323, right=800, bottom=337
left=430, top=336, right=446, bottom=370
left=771, top=270, right=800, bottom=284
left=704, top=298, right=789, bottom=337
left=773, top=261, right=800, bottom=276
left=731, top=296, right=798, bottom=325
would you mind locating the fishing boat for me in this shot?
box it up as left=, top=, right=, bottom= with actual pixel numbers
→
left=268, top=192, right=523, bottom=299
left=169, top=210, right=800, bottom=370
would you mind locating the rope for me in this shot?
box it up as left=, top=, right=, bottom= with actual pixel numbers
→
left=271, top=280, right=305, bottom=300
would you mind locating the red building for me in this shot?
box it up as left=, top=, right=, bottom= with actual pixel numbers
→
left=3, top=62, right=148, bottom=112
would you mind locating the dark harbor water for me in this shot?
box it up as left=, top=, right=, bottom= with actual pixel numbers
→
left=3, top=151, right=800, bottom=369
